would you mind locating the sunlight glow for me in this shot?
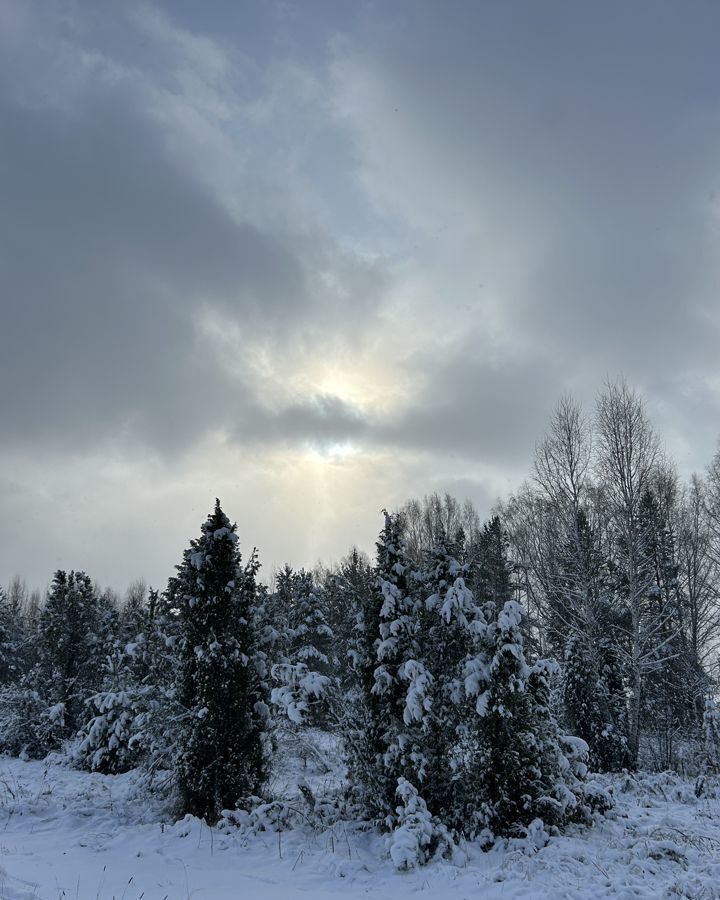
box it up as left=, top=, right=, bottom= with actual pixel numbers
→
left=304, top=440, right=359, bottom=462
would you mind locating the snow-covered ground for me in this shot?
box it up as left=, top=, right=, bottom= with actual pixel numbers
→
left=0, top=750, right=718, bottom=899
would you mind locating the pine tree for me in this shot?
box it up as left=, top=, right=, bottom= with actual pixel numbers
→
left=173, top=500, right=268, bottom=822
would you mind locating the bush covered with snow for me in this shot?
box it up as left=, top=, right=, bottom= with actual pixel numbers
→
left=75, top=686, right=158, bottom=774
left=389, top=778, right=450, bottom=870
left=0, top=684, right=67, bottom=758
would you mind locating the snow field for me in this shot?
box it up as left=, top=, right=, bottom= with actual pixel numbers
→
left=0, top=756, right=719, bottom=899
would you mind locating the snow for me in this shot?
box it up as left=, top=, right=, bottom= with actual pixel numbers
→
left=0, top=754, right=719, bottom=899
left=46, top=703, right=65, bottom=724
left=497, top=600, right=524, bottom=631
left=379, top=580, right=402, bottom=618
left=189, top=551, right=205, bottom=570
left=399, top=659, right=433, bottom=725
left=389, top=778, right=435, bottom=870
left=438, top=577, right=473, bottom=624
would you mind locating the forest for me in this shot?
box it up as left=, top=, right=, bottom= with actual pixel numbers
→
left=1, top=379, right=719, bottom=875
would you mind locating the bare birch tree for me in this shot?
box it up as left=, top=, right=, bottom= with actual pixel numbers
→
left=594, top=378, right=661, bottom=764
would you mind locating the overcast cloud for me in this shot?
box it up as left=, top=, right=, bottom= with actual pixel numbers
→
left=2, top=0, right=720, bottom=591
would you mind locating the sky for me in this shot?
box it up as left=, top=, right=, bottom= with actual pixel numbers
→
left=2, top=0, right=720, bottom=593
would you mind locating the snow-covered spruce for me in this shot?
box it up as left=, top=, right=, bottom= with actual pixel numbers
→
left=269, top=567, right=333, bottom=726
left=702, top=696, right=720, bottom=774
left=563, top=631, right=630, bottom=772
left=345, top=510, right=597, bottom=845
left=404, top=532, right=476, bottom=823
left=0, top=584, right=23, bottom=685
left=389, top=778, right=447, bottom=870
left=169, top=499, right=269, bottom=822
left=75, top=683, right=154, bottom=774
left=74, top=646, right=158, bottom=775
left=466, top=599, right=595, bottom=836
left=339, top=511, right=415, bottom=823
left=1, top=570, right=112, bottom=757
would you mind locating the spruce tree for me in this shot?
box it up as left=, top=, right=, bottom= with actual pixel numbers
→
left=120, top=580, right=151, bottom=649
left=173, top=500, right=268, bottom=822
left=470, top=516, right=512, bottom=607
left=557, top=510, right=630, bottom=771
left=345, top=511, right=415, bottom=823
left=270, top=568, right=333, bottom=725
left=321, top=548, right=374, bottom=691
left=0, top=587, right=20, bottom=685
left=136, top=586, right=185, bottom=775
left=75, top=647, right=152, bottom=774
left=76, top=587, right=159, bottom=775
left=468, top=600, right=589, bottom=835
left=563, top=632, right=629, bottom=772
left=373, top=511, right=425, bottom=817
left=702, top=697, right=720, bottom=775
left=406, top=530, right=475, bottom=822
left=35, top=570, right=103, bottom=738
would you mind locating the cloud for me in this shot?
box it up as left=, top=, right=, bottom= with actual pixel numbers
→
left=3, top=0, right=720, bottom=589
left=0, top=4, right=388, bottom=458
left=327, top=4, right=720, bottom=473
left=377, top=354, right=562, bottom=469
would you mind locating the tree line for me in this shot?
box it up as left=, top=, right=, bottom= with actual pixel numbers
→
left=501, top=380, right=720, bottom=773
left=0, top=378, right=718, bottom=863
